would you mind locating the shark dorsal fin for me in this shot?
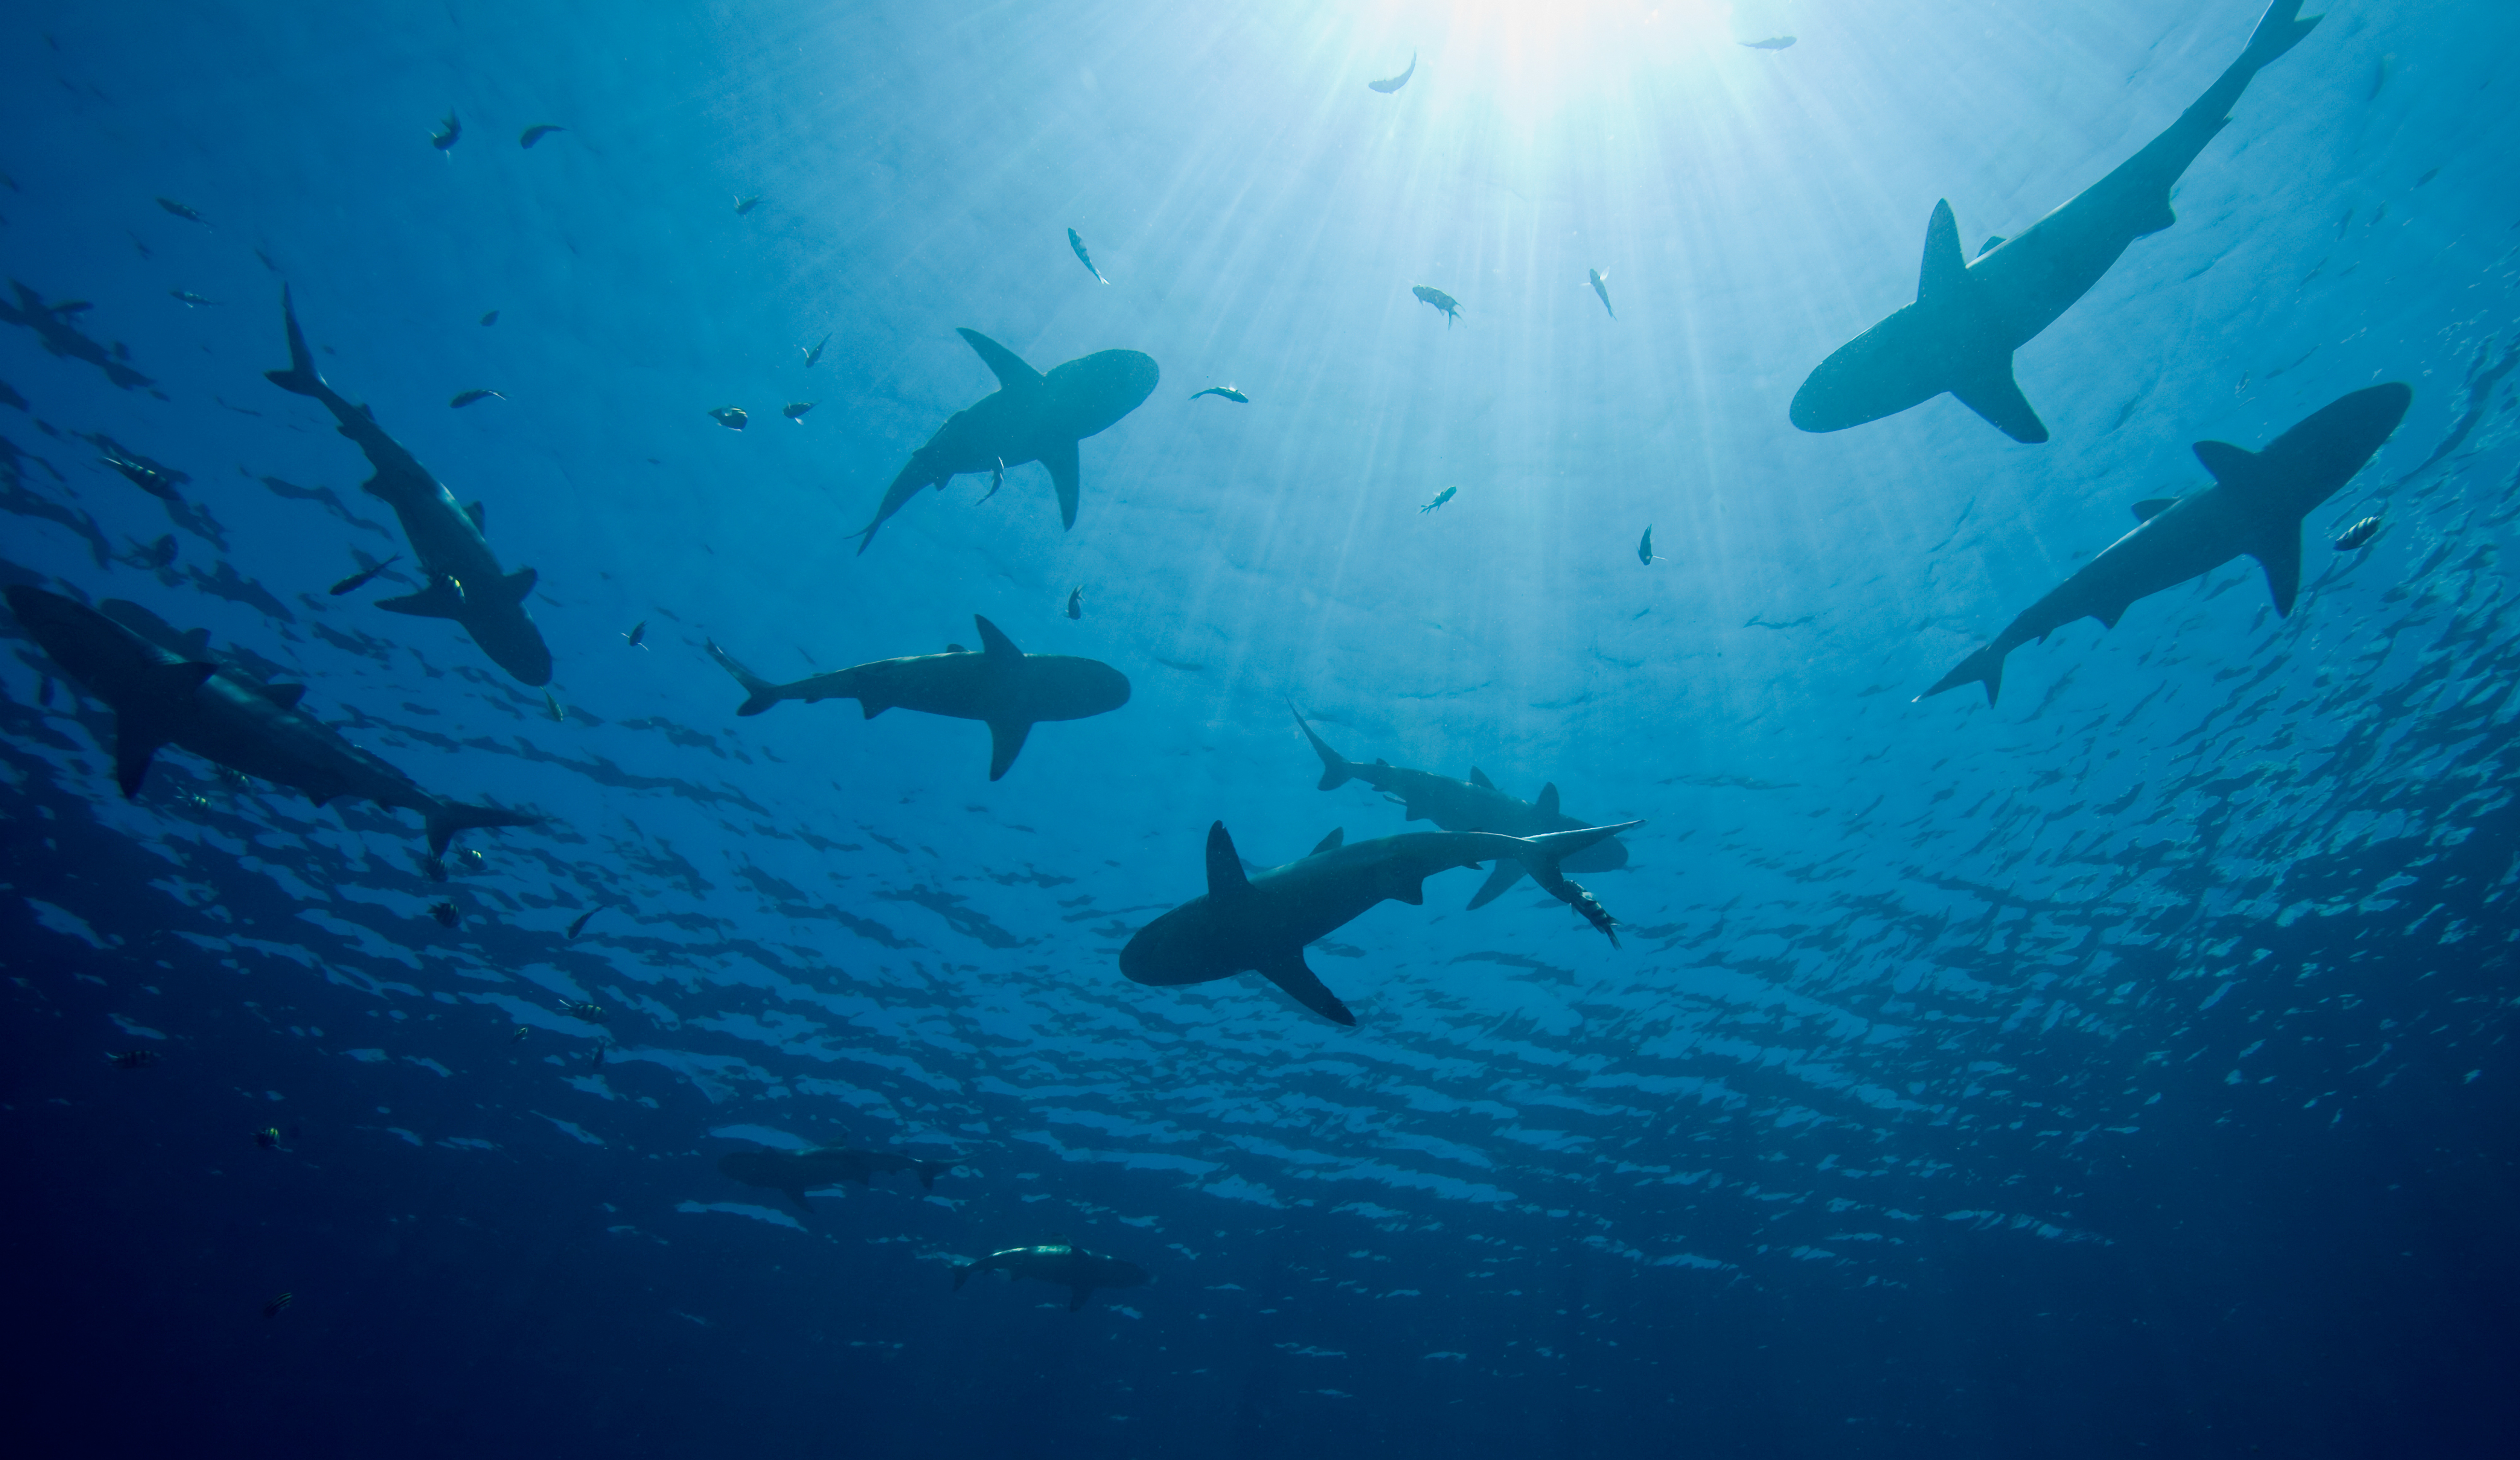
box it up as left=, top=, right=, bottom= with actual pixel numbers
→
left=1468, top=767, right=1495, bottom=790
left=1917, top=200, right=1967, bottom=306
left=2131, top=497, right=2180, bottom=522
left=1536, top=782, right=1560, bottom=818
left=261, top=681, right=307, bottom=710
left=972, top=615, right=1021, bottom=662
left=465, top=500, right=485, bottom=531
left=2192, top=440, right=2258, bottom=486
left=179, top=628, right=212, bottom=657
left=956, top=329, right=1045, bottom=393
left=1205, top=821, right=1251, bottom=899
left=1310, top=827, right=1344, bottom=856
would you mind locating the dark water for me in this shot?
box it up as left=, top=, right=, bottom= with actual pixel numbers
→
left=3, top=3, right=2516, bottom=1456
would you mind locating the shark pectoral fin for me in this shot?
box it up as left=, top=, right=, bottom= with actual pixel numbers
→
left=1467, top=766, right=1495, bottom=789
left=375, top=577, right=466, bottom=620
left=1259, top=948, right=1355, bottom=1025
left=955, top=329, right=1046, bottom=393
left=1042, top=437, right=1081, bottom=529
left=261, top=681, right=307, bottom=710
left=1917, top=199, right=1969, bottom=305
left=1535, top=782, right=1561, bottom=818
left=1205, top=822, right=1252, bottom=898
left=2192, top=440, right=2258, bottom=486
left=985, top=720, right=1033, bottom=780
left=1468, top=859, right=1527, bottom=910
left=1068, top=1285, right=1091, bottom=1312
left=2131, top=497, right=2180, bottom=522
left=114, top=727, right=171, bottom=797
left=2252, top=531, right=2304, bottom=617
left=973, top=615, right=1022, bottom=662
left=787, top=1187, right=813, bottom=1213
left=120, top=661, right=217, bottom=791
left=482, top=567, right=537, bottom=603
left=1950, top=360, right=2049, bottom=445
left=1310, top=827, right=1345, bottom=856
left=952, top=1263, right=973, bottom=1292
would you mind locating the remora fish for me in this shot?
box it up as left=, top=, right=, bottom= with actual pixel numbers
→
left=1920, top=383, right=2410, bottom=704
left=6, top=587, right=542, bottom=856
left=708, top=615, right=1129, bottom=780
left=1412, top=285, right=1460, bottom=328
left=850, top=329, right=1158, bottom=552
left=719, top=1147, right=950, bottom=1211
left=264, top=289, right=554, bottom=685
left=1122, top=820, right=1637, bottom=1024
left=1589, top=268, right=1615, bottom=319
left=1790, top=2, right=2321, bottom=444
left=328, top=553, right=402, bottom=596
left=954, top=1240, right=1147, bottom=1312
left=1292, top=705, right=1629, bottom=905
left=1067, top=228, right=1108, bottom=284
left=1368, top=53, right=1417, bottom=93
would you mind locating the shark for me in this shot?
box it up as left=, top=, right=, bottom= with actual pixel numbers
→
left=1921, top=382, right=2409, bottom=704
left=1790, top=1, right=2321, bottom=445
left=707, top=614, right=1129, bottom=780
left=265, top=289, right=553, bottom=685
left=8, top=586, right=541, bottom=857
left=717, top=1146, right=948, bottom=1211
left=851, top=328, right=1158, bottom=553
left=954, top=1240, right=1148, bottom=1312
left=1120, top=819, right=1638, bottom=1025
left=1294, top=706, right=1628, bottom=906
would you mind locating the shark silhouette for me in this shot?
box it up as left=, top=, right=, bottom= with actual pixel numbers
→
left=708, top=615, right=1129, bottom=780
left=1921, top=383, right=2409, bottom=704
left=8, top=587, right=541, bottom=856
left=265, top=289, right=553, bottom=685
left=852, top=329, right=1157, bottom=552
left=718, top=1146, right=948, bottom=1211
left=1121, top=820, right=1637, bottom=1025
left=954, top=1240, right=1148, bottom=1312
left=1293, top=705, right=1628, bottom=906
left=1791, top=1, right=2321, bottom=444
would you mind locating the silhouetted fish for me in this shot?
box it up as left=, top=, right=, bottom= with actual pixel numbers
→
left=1190, top=386, right=1248, bottom=403
left=109, top=1049, right=160, bottom=1068
left=1637, top=525, right=1656, bottom=565
left=566, top=906, right=601, bottom=939
left=479, top=310, right=498, bottom=327
left=156, top=198, right=206, bottom=223
left=1412, top=285, right=1460, bottom=327
left=1420, top=486, right=1456, bottom=514
left=2334, top=516, right=2382, bottom=550
left=707, top=406, right=747, bottom=430
left=428, top=900, right=460, bottom=927
left=803, top=333, right=829, bottom=367
left=449, top=388, right=503, bottom=408
left=519, top=124, right=565, bottom=148
left=1368, top=54, right=1417, bottom=93
left=1589, top=268, right=1615, bottom=319
left=1068, top=227, right=1108, bottom=284
left=1739, top=36, right=1796, bottom=50
left=783, top=401, right=813, bottom=422
left=431, top=112, right=461, bottom=150
left=623, top=620, right=646, bottom=648
left=327, top=553, right=401, bottom=595
left=170, top=290, right=219, bottom=307
left=734, top=194, right=761, bottom=215
left=1066, top=586, right=1084, bottom=620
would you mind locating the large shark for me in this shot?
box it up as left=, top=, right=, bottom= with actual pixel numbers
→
left=707, top=614, right=1129, bottom=780
left=717, top=1146, right=948, bottom=1211
left=1293, top=706, right=1627, bottom=907
left=264, top=289, right=553, bottom=685
left=1920, top=382, right=2409, bottom=704
left=1120, top=819, right=1638, bottom=1025
left=852, top=328, right=1158, bottom=553
left=1790, top=1, right=2321, bottom=444
left=953, top=1240, right=1148, bottom=1312
left=7, top=586, right=542, bottom=856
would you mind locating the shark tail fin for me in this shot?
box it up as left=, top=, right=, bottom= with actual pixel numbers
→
left=952, top=1263, right=974, bottom=1292
left=2240, top=1, right=2320, bottom=71
left=264, top=286, right=324, bottom=396
left=1920, top=644, right=2006, bottom=706
left=1290, top=703, right=1354, bottom=790
left=915, top=1160, right=942, bottom=1191
left=1510, top=822, right=1642, bottom=946
left=424, top=800, right=543, bottom=859
left=706, top=640, right=783, bottom=716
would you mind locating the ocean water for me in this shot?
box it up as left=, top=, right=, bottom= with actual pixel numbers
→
left=3, top=1, right=2516, bottom=1455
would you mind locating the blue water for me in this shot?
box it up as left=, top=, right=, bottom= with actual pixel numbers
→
left=4, top=1, right=2516, bottom=1454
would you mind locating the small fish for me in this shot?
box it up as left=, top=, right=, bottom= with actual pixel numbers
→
left=1068, top=227, right=1108, bottom=284
left=559, top=998, right=607, bottom=1021
left=156, top=197, right=206, bottom=223
left=423, top=855, right=448, bottom=883
left=1420, top=486, right=1457, bottom=514
left=428, top=900, right=460, bottom=928
left=217, top=765, right=255, bottom=789
left=479, top=309, right=499, bottom=327
left=1588, top=268, right=1615, bottom=320
left=1066, top=586, right=1084, bottom=620
left=782, top=401, right=814, bottom=423
left=1412, top=285, right=1461, bottom=328
left=587, top=1038, right=610, bottom=1068
left=1189, top=386, right=1249, bottom=404
left=109, top=1049, right=160, bottom=1069
left=510, top=1025, right=531, bottom=1043
left=1637, top=525, right=1657, bottom=565
left=519, top=124, right=565, bottom=148
left=329, top=554, right=401, bottom=595
left=2335, top=516, right=2383, bottom=551
left=254, top=1128, right=281, bottom=1150
left=1739, top=36, right=1796, bottom=50
left=708, top=406, right=748, bottom=431
left=1368, top=53, right=1417, bottom=93
left=178, top=793, right=213, bottom=813
left=543, top=690, right=565, bottom=723
left=449, top=388, right=504, bottom=408
left=623, top=620, right=647, bottom=648
left=130, top=533, right=179, bottom=570
left=453, top=848, right=486, bottom=874
left=170, top=290, right=220, bottom=307
left=432, top=112, right=461, bottom=150
left=978, top=457, right=1007, bottom=502
left=566, top=906, right=602, bottom=939
left=733, top=194, right=761, bottom=215
left=263, top=1292, right=294, bottom=1319
left=803, top=333, right=829, bottom=368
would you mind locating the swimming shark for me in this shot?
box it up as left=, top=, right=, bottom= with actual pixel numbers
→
left=851, top=328, right=1158, bottom=553
left=1294, top=706, right=1628, bottom=906
left=708, top=614, right=1129, bottom=780
left=1790, top=1, right=2321, bottom=444
left=718, top=1146, right=948, bottom=1211
left=954, top=1240, right=1148, bottom=1312
left=1121, top=819, right=1637, bottom=1025
left=265, top=289, right=553, bottom=685
left=1920, top=382, right=2408, bottom=704
left=7, top=586, right=541, bottom=856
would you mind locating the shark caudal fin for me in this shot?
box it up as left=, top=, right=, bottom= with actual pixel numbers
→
left=1510, top=822, right=1643, bottom=946
left=705, top=640, right=784, bottom=716
left=1920, top=644, right=2006, bottom=705
left=1289, top=704, right=1356, bottom=790
left=263, top=286, right=326, bottom=397
left=423, top=800, right=543, bottom=859
left=2239, top=1, right=2320, bottom=72
left=952, top=1263, right=976, bottom=1292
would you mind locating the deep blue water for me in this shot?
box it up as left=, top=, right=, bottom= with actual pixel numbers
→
left=4, top=2, right=2517, bottom=1455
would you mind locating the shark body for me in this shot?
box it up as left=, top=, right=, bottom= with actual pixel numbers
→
left=1790, top=2, right=2321, bottom=444
left=264, top=289, right=553, bottom=685
left=852, top=329, right=1157, bottom=552
left=718, top=1147, right=947, bottom=1211
left=954, top=1242, right=1148, bottom=1312
left=1921, top=383, right=2409, bottom=704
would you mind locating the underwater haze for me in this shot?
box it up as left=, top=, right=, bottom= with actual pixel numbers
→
left=4, top=1, right=2517, bottom=1455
